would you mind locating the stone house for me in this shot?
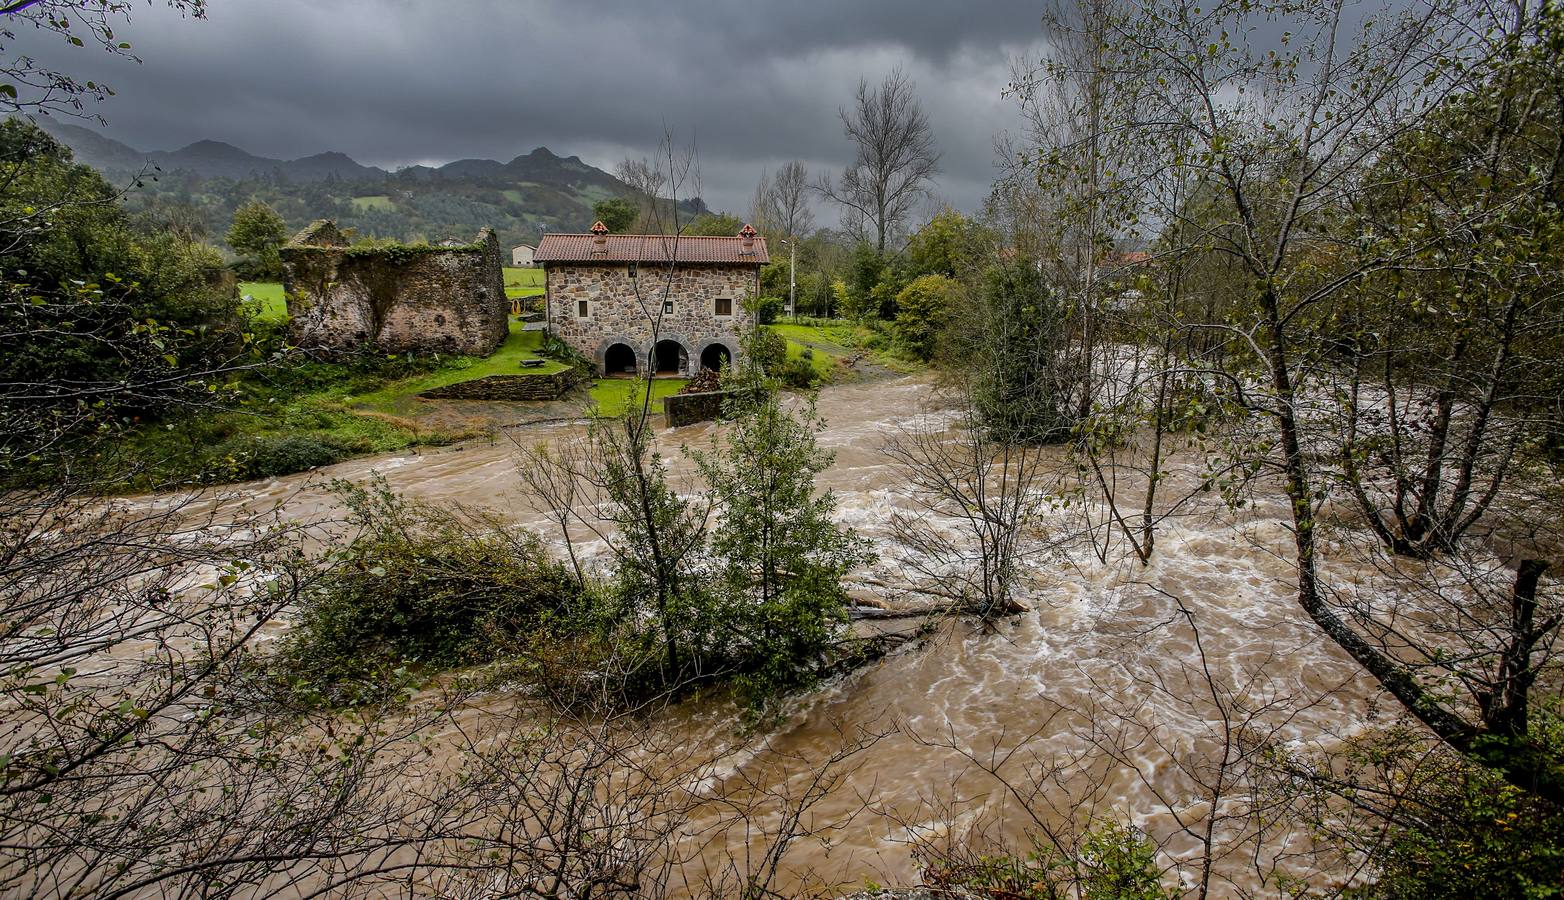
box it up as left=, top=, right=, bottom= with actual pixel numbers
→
left=282, top=221, right=507, bottom=355
left=536, top=222, right=765, bottom=376
left=511, top=243, right=536, bottom=267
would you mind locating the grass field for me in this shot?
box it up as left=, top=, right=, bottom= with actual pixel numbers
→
left=588, top=378, right=688, bottom=418
left=784, top=335, right=840, bottom=381
left=354, top=321, right=568, bottom=415
left=771, top=321, right=922, bottom=374
left=351, top=195, right=394, bottom=211
left=504, top=266, right=546, bottom=299
left=239, top=281, right=288, bottom=323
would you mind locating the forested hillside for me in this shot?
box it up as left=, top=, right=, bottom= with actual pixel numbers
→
left=29, top=118, right=706, bottom=249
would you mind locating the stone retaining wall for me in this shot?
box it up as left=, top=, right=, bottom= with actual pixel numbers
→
left=419, top=370, right=578, bottom=401
left=663, top=389, right=739, bottom=427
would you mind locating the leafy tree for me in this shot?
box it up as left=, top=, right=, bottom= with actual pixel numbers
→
left=0, top=119, right=244, bottom=468
left=760, top=259, right=791, bottom=299
left=894, top=273, right=959, bottom=360
left=278, top=477, right=578, bottom=705
left=683, top=211, right=744, bottom=236
left=907, top=207, right=987, bottom=278
left=965, top=257, right=1074, bottom=444
left=695, top=390, right=873, bottom=710
left=754, top=295, right=784, bottom=325
left=841, top=242, right=887, bottom=321
left=591, top=196, right=637, bottom=232
left=225, top=199, right=288, bottom=278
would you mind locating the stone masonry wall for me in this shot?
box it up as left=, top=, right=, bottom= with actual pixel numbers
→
left=546, top=263, right=758, bottom=375
left=283, top=221, right=508, bottom=356
left=418, top=370, right=579, bottom=401
left=663, top=389, right=736, bottom=428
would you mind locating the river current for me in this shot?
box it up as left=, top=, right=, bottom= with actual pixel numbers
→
left=138, top=375, right=1392, bottom=895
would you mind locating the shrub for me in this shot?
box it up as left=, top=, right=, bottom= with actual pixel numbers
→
left=275, top=478, right=579, bottom=706
left=894, top=274, right=959, bottom=361
left=216, top=434, right=340, bottom=479
left=778, top=356, right=819, bottom=389
left=755, top=295, right=785, bottom=325
left=749, top=327, right=788, bottom=375
left=921, top=821, right=1171, bottom=900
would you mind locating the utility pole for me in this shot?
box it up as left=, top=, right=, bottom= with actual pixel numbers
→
left=780, top=237, right=797, bottom=321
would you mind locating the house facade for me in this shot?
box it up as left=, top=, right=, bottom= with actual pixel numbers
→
left=535, top=222, right=765, bottom=376
left=511, top=243, right=536, bottom=267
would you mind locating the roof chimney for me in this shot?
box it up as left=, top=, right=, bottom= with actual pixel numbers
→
left=590, top=220, right=608, bottom=257
left=739, top=223, right=757, bottom=253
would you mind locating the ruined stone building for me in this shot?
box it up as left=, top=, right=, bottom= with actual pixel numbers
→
left=535, top=222, right=765, bottom=376
left=281, top=221, right=507, bottom=355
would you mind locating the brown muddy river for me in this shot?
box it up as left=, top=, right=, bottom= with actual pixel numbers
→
left=138, top=375, right=1389, bottom=895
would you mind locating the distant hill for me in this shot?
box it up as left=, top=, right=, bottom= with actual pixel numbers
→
left=28, top=118, right=708, bottom=250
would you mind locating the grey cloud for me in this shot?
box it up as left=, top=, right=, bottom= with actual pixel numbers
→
left=15, top=0, right=1046, bottom=217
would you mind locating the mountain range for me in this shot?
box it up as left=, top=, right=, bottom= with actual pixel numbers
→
left=29, top=118, right=702, bottom=249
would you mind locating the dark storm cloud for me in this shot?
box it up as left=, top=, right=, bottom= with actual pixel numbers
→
left=16, top=1, right=1048, bottom=217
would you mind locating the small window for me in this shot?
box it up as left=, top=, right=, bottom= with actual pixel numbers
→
left=715, top=297, right=733, bottom=317
left=663, top=299, right=674, bottom=315
left=576, top=299, right=590, bottom=319
left=628, top=263, right=638, bottom=279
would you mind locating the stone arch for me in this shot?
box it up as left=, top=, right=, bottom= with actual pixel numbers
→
left=604, top=342, right=638, bottom=376
left=697, top=340, right=735, bottom=373
left=594, top=334, right=642, bottom=376
left=652, top=338, right=690, bottom=376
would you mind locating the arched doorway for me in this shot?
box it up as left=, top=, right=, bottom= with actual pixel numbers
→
left=699, top=342, right=732, bottom=373
left=653, top=339, right=687, bottom=375
left=604, top=342, right=637, bottom=376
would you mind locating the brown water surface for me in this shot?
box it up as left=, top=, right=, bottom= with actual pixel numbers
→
left=132, top=375, right=1385, bottom=895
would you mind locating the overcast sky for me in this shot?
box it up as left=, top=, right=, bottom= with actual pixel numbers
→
left=18, top=1, right=1050, bottom=219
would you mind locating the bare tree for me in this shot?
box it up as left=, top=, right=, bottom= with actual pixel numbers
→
left=766, top=160, right=814, bottom=240
left=818, top=68, right=941, bottom=254
left=881, top=360, right=1056, bottom=618
left=615, top=155, right=671, bottom=234
left=749, top=168, right=775, bottom=236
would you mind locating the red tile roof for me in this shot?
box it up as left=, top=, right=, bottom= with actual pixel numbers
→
left=1102, top=250, right=1154, bottom=267
left=535, top=231, right=769, bottom=265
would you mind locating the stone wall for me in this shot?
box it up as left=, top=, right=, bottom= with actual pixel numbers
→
left=662, top=389, right=737, bottom=428
left=418, top=369, right=579, bottom=401
left=283, top=221, right=508, bottom=356
left=545, top=263, right=758, bottom=375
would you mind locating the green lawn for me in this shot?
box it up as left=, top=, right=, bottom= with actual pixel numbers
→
left=351, top=195, right=394, bottom=211
left=771, top=321, right=922, bottom=374
left=504, top=266, right=545, bottom=299
left=784, top=336, right=840, bottom=380
left=354, top=321, right=568, bottom=415
left=588, top=378, right=688, bottom=418
left=239, top=281, right=288, bottom=323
